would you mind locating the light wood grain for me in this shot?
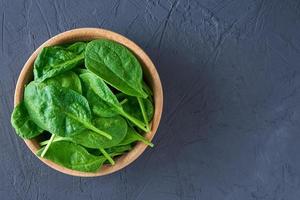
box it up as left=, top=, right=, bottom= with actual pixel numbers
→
left=14, top=28, right=163, bottom=177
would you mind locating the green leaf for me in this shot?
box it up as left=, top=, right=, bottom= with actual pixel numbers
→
left=45, top=71, right=82, bottom=94
left=80, top=72, right=122, bottom=108
left=102, top=146, right=132, bottom=164
left=119, top=126, right=153, bottom=147
left=73, top=68, right=91, bottom=94
left=82, top=148, right=128, bottom=158
left=85, top=39, right=147, bottom=98
left=105, top=144, right=132, bottom=154
left=34, top=42, right=86, bottom=82
left=36, top=141, right=106, bottom=172
left=86, top=89, right=119, bottom=117
left=65, top=116, right=127, bottom=149
left=65, top=42, right=87, bottom=54
left=80, top=72, right=149, bottom=132
left=117, top=93, right=154, bottom=122
left=11, top=102, right=43, bottom=139
left=142, top=81, right=153, bottom=96
left=24, top=82, right=111, bottom=139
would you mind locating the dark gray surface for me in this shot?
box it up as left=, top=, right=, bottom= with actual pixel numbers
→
left=1, top=0, right=300, bottom=199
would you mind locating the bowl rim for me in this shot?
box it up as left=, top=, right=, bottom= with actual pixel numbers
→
left=14, top=28, right=163, bottom=177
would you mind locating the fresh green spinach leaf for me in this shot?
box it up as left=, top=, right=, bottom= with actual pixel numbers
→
left=117, top=93, right=154, bottom=123
left=80, top=72, right=122, bottom=108
left=37, top=141, right=106, bottom=172
left=34, top=42, right=86, bottom=82
left=45, top=71, right=82, bottom=94
left=65, top=42, right=87, bottom=54
left=24, top=82, right=111, bottom=139
left=80, top=72, right=149, bottom=131
left=142, top=81, right=153, bottom=96
left=64, top=116, right=127, bottom=149
left=119, top=126, right=153, bottom=147
left=102, top=145, right=132, bottom=164
left=85, top=39, right=147, bottom=98
left=11, top=102, right=43, bottom=139
left=86, top=88, right=119, bottom=117
left=105, top=144, right=132, bottom=154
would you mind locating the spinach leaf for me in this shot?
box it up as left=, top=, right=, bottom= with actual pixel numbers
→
left=74, top=68, right=91, bottom=95
left=80, top=72, right=122, bottom=109
left=34, top=42, right=86, bottom=82
left=105, top=144, right=132, bottom=154
left=36, top=141, right=106, bottom=172
left=102, top=145, right=132, bottom=164
left=65, top=42, right=87, bottom=54
left=142, top=81, right=153, bottom=96
left=103, top=152, right=128, bottom=164
left=45, top=71, right=82, bottom=94
left=40, top=117, right=128, bottom=165
left=86, top=88, right=119, bottom=117
left=85, top=39, right=147, bottom=98
left=65, top=116, right=127, bottom=149
left=11, top=102, right=43, bottom=139
left=24, top=82, right=111, bottom=139
left=84, top=148, right=128, bottom=158
left=80, top=72, right=149, bottom=132
left=119, top=126, right=153, bottom=147
left=40, top=117, right=127, bottom=165
left=117, top=93, right=154, bottom=122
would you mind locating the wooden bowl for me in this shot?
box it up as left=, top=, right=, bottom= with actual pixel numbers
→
left=14, top=28, right=163, bottom=177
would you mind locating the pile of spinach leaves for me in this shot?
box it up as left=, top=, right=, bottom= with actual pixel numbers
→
left=11, top=40, right=154, bottom=172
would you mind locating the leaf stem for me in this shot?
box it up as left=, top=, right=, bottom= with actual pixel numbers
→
left=99, top=148, right=115, bottom=165
left=120, top=98, right=128, bottom=105
left=40, top=134, right=56, bottom=157
left=134, top=131, right=154, bottom=147
left=84, top=123, right=112, bottom=140
left=66, top=113, right=112, bottom=140
left=137, top=97, right=150, bottom=131
left=90, top=126, right=112, bottom=140
left=139, top=138, right=154, bottom=147
left=40, top=136, right=65, bottom=146
left=119, top=110, right=149, bottom=132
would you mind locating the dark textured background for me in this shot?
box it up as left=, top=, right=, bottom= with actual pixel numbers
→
left=1, top=0, right=300, bottom=199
